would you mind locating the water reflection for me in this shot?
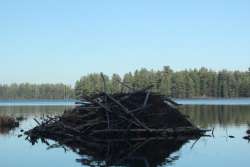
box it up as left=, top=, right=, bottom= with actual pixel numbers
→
left=2, top=105, right=249, bottom=130
left=180, top=105, right=250, bottom=128
left=38, top=137, right=193, bottom=167
left=0, top=106, right=72, bottom=118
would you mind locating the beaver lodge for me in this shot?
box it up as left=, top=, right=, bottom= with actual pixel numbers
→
left=25, top=81, right=207, bottom=138
left=25, top=79, right=208, bottom=166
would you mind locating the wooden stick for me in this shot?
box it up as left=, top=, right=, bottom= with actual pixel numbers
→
left=104, top=92, right=150, bottom=131
left=92, top=127, right=206, bottom=134
left=93, top=98, right=141, bottom=128
left=143, top=91, right=150, bottom=107
left=115, top=80, right=135, bottom=91
left=164, top=97, right=180, bottom=106
left=34, top=118, right=41, bottom=126
left=100, top=72, right=107, bottom=103
left=128, top=104, right=152, bottom=114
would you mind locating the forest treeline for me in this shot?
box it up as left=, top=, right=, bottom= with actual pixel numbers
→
left=0, top=83, right=74, bottom=99
left=75, top=66, right=250, bottom=98
left=1, top=66, right=250, bottom=99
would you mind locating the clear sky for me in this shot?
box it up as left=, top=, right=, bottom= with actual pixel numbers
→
left=0, top=0, right=249, bottom=85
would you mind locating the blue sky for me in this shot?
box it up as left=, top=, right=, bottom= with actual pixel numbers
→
left=0, top=0, right=249, bottom=85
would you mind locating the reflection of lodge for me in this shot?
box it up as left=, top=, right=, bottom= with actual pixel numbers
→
left=48, top=136, right=191, bottom=167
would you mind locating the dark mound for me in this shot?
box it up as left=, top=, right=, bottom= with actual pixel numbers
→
left=25, top=86, right=206, bottom=143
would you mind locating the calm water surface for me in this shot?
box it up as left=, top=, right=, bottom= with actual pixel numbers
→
left=0, top=99, right=250, bottom=167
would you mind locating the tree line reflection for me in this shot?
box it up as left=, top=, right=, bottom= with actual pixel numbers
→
left=180, top=105, right=250, bottom=128
left=1, top=105, right=250, bottom=131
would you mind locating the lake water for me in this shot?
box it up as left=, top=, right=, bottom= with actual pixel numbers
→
left=0, top=99, right=250, bottom=167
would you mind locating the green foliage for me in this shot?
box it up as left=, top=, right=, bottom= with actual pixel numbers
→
left=1, top=67, right=250, bottom=99
left=75, top=67, right=250, bottom=98
left=0, top=83, right=74, bottom=99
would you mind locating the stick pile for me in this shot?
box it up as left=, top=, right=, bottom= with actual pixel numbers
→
left=25, top=83, right=206, bottom=144
left=24, top=81, right=208, bottom=166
